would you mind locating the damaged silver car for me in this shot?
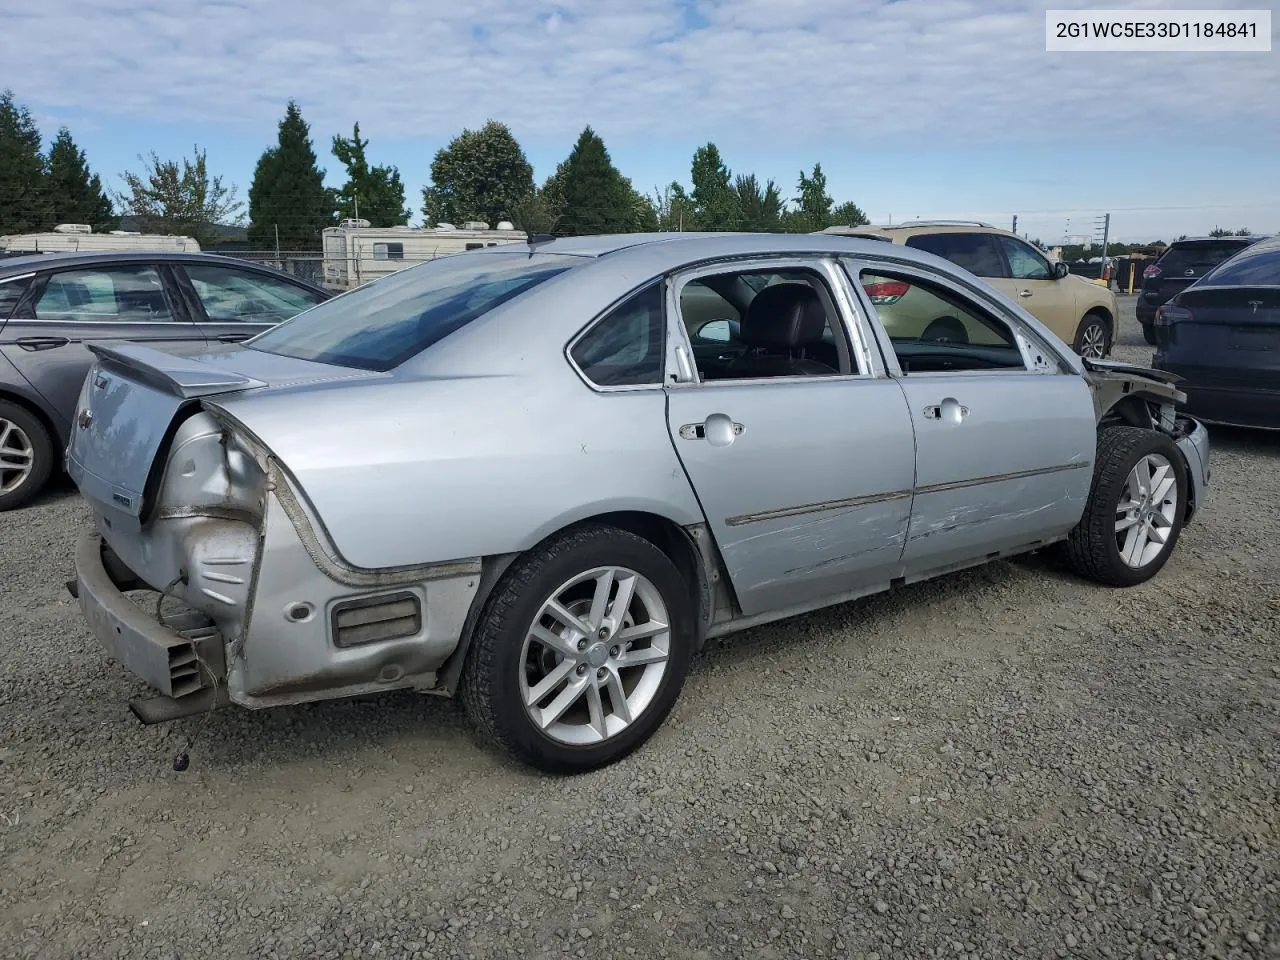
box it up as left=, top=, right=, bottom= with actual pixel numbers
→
left=64, top=233, right=1210, bottom=773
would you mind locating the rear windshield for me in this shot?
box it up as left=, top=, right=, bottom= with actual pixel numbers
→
left=247, top=253, right=579, bottom=371
left=1201, top=247, right=1280, bottom=287
left=1158, top=241, right=1252, bottom=273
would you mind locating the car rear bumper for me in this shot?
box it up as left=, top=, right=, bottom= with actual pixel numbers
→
left=1153, top=362, right=1280, bottom=430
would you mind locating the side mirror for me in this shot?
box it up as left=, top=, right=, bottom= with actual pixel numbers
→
left=1052, top=261, right=1070, bottom=280
left=695, top=318, right=735, bottom=342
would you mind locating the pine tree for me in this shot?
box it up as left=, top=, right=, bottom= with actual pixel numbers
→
left=0, top=89, right=48, bottom=233
left=690, top=143, right=739, bottom=230
left=248, top=101, right=333, bottom=249
left=331, top=123, right=409, bottom=227
left=553, top=127, right=635, bottom=236
left=44, top=128, right=116, bottom=232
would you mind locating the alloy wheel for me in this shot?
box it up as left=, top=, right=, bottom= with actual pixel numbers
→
left=1114, top=453, right=1178, bottom=568
left=0, top=418, right=35, bottom=495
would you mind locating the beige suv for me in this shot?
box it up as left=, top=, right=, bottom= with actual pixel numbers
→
left=820, top=221, right=1118, bottom=358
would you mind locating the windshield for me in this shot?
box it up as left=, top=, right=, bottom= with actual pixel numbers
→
left=247, top=253, right=581, bottom=371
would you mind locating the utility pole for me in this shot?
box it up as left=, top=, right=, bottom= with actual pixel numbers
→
left=274, top=223, right=281, bottom=265
left=1094, top=213, right=1112, bottom=287
left=1011, top=214, right=1018, bottom=234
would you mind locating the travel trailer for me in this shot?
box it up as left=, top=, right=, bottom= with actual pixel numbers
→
left=0, top=223, right=200, bottom=254
left=321, top=219, right=527, bottom=290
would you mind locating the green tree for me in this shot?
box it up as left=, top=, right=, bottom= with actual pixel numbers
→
left=115, top=145, right=243, bottom=246
left=830, top=199, right=868, bottom=228
left=331, top=123, right=409, bottom=226
left=652, top=181, right=694, bottom=231
left=422, top=120, right=534, bottom=228
left=733, top=174, right=783, bottom=232
left=784, top=162, right=834, bottom=232
left=552, top=126, right=636, bottom=236
left=0, top=89, right=48, bottom=233
left=44, top=127, right=116, bottom=232
left=690, top=142, right=739, bottom=230
left=248, top=101, right=332, bottom=249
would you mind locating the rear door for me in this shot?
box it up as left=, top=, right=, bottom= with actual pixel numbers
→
left=902, top=231, right=1020, bottom=302
left=0, top=262, right=205, bottom=432
left=663, top=257, right=917, bottom=617
left=174, top=261, right=330, bottom=344
left=847, top=259, right=1096, bottom=579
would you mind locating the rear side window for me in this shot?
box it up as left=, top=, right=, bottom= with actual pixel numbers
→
left=1158, top=241, right=1251, bottom=273
left=1201, top=247, right=1280, bottom=287
left=33, top=265, right=173, bottom=322
left=570, top=282, right=665, bottom=387
left=904, top=233, right=1008, bottom=278
left=0, top=275, right=31, bottom=320
left=248, top=253, right=578, bottom=371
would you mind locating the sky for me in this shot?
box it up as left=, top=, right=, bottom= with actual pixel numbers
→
left=2, top=0, right=1277, bottom=243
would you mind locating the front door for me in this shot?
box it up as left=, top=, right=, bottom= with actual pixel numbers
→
left=992, top=234, right=1078, bottom=342
left=847, top=261, right=1096, bottom=578
left=664, top=258, right=917, bottom=616
left=0, top=262, right=205, bottom=433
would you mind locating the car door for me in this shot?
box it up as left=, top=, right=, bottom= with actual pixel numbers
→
left=175, top=261, right=329, bottom=344
left=992, top=234, right=1078, bottom=342
left=0, top=261, right=205, bottom=432
left=846, top=259, right=1096, bottom=580
left=663, top=257, right=917, bottom=617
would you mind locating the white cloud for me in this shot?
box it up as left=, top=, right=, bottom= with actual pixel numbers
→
left=2, top=0, right=1275, bottom=151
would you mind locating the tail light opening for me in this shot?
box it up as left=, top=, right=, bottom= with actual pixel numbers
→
left=1143, top=264, right=1162, bottom=280
left=1154, top=304, right=1192, bottom=327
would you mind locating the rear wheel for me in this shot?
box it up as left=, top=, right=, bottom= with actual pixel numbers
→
left=461, top=524, right=695, bottom=773
left=0, top=400, right=54, bottom=512
left=1073, top=312, right=1111, bottom=358
left=1062, top=426, right=1187, bottom=586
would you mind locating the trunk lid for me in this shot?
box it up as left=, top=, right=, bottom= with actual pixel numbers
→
left=1160, top=286, right=1280, bottom=373
left=66, top=342, right=374, bottom=531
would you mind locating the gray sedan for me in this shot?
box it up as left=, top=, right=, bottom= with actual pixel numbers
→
left=64, top=233, right=1210, bottom=772
left=0, top=251, right=330, bottom=510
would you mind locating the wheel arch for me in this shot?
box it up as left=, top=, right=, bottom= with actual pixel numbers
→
left=434, top=509, right=727, bottom=697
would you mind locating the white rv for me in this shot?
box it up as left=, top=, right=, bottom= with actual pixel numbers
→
left=321, top=219, right=527, bottom=290
left=0, top=223, right=200, bottom=254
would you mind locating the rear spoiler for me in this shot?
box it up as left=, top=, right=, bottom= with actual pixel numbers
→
left=88, top=342, right=265, bottom=399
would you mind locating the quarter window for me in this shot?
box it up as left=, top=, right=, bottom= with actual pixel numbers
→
left=858, top=269, right=1026, bottom=373
left=904, top=233, right=1008, bottom=279
left=570, top=282, right=665, bottom=387
left=33, top=266, right=173, bottom=322
left=185, top=264, right=325, bottom=324
left=0, top=275, right=31, bottom=320
left=995, top=236, right=1052, bottom=280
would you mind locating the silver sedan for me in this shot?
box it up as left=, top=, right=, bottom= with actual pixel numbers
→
left=65, top=233, right=1210, bottom=772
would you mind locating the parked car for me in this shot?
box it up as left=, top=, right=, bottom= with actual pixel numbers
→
left=64, top=233, right=1208, bottom=773
left=0, top=251, right=332, bottom=510
left=821, top=221, right=1119, bottom=358
left=1136, top=236, right=1263, bottom=344
left=1152, top=233, right=1280, bottom=429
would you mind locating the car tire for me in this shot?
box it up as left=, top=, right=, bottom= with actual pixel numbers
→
left=461, top=523, right=696, bottom=773
left=0, top=399, right=54, bottom=512
left=1072, top=312, right=1111, bottom=358
left=1061, top=426, right=1188, bottom=587
left=1141, top=322, right=1157, bottom=345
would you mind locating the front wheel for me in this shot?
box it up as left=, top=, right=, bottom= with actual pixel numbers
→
left=1062, top=427, right=1188, bottom=586
left=1073, top=312, right=1111, bottom=358
left=461, top=524, right=695, bottom=773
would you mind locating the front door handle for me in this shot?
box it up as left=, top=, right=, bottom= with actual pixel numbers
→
left=14, top=336, right=70, bottom=351
left=679, top=413, right=744, bottom=446
left=922, top=398, right=969, bottom=423
left=1018, top=289, right=1033, bottom=298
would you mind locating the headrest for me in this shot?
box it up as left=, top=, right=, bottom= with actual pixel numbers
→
left=740, top=282, right=827, bottom=348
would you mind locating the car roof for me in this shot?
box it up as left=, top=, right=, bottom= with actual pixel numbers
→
left=820, top=221, right=1016, bottom=241
left=1165, top=235, right=1264, bottom=247
left=0, top=250, right=325, bottom=288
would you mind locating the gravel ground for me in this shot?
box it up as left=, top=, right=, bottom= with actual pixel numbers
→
left=1, top=297, right=1277, bottom=960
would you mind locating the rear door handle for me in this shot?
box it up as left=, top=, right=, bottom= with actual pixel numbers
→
left=14, top=336, right=70, bottom=351
left=922, top=398, right=969, bottom=422
left=679, top=413, right=744, bottom=446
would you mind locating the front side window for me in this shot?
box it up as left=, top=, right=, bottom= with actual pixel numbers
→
left=185, top=264, right=325, bottom=324
left=33, top=265, right=173, bottom=322
left=570, top=282, right=664, bottom=387
left=905, top=232, right=1008, bottom=279
left=858, top=269, right=1026, bottom=373
left=248, top=253, right=580, bottom=371
left=995, top=236, right=1052, bottom=280
left=677, top=266, right=854, bottom=381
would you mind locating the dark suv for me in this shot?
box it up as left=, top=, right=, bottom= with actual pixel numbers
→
left=0, top=251, right=330, bottom=510
left=1136, top=237, right=1262, bottom=343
